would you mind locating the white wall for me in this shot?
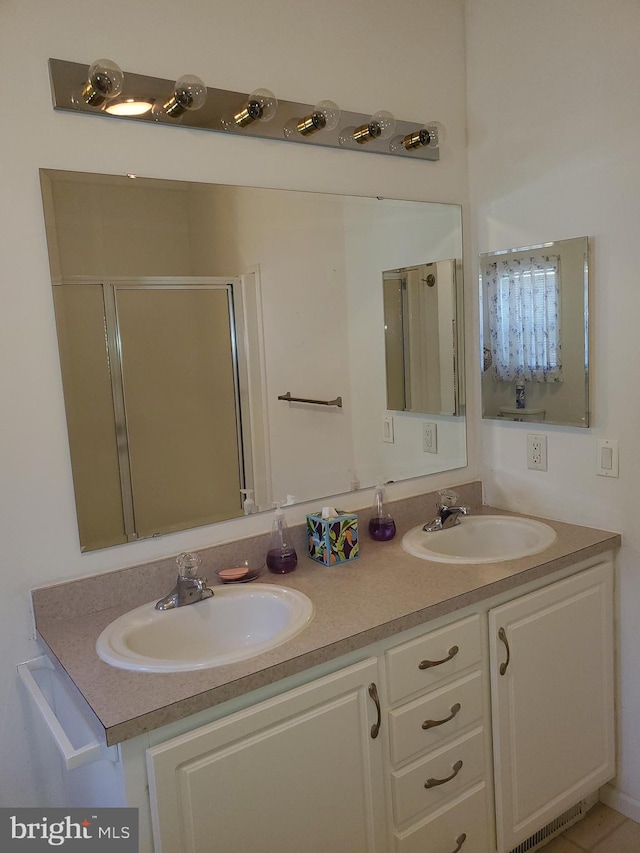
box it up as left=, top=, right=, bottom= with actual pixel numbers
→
left=0, top=0, right=470, bottom=805
left=465, top=0, right=640, bottom=819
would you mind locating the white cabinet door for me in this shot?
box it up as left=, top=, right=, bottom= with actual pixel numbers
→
left=146, top=657, right=386, bottom=853
left=489, top=561, right=615, bottom=853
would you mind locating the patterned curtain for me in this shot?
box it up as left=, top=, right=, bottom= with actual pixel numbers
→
left=484, top=254, right=562, bottom=383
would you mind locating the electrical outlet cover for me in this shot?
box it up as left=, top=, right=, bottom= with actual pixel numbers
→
left=527, top=433, right=547, bottom=471
left=423, top=422, right=437, bottom=453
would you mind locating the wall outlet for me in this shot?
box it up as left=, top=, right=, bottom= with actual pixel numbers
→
left=382, top=415, right=394, bottom=444
left=527, top=433, right=547, bottom=471
left=422, top=422, right=437, bottom=453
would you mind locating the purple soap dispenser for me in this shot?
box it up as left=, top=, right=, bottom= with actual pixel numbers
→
left=266, top=502, right=298, bottom=574
left=368, top=483, right=396, bottom=541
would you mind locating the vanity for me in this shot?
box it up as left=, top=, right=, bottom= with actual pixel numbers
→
left=23, top=483, right=619, bottom=853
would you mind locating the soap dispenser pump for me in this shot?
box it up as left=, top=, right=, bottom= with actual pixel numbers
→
left=240, top=489, right=255, bottom=515
left=266, top=502, right=298, bottom=574
left=368, top=483, right=396, bottom=541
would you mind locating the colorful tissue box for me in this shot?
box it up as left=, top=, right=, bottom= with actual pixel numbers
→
left=306, top=511, right=359, bottom=565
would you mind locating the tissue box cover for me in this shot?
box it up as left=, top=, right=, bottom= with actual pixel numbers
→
left=306, top=511, right=359, bottom=565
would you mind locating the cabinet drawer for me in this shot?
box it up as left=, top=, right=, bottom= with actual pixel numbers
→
left=391, top=727, right=486, bottom=827
left=389, top=670, right=483, bottom=766
left=386, top=615, right=482, bottom=705
left=395, top=782, right=490, bottom=853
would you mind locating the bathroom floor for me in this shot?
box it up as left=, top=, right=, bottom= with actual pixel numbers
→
left=538, top=803, right=640, bottom=852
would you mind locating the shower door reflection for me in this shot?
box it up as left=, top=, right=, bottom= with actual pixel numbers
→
left=54, top=279, right=246, bottom=550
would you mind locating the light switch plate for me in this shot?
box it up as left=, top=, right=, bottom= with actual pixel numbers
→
left=596, top=439, right=619, bottom=478
left=382, top=415, right=394, bottom=444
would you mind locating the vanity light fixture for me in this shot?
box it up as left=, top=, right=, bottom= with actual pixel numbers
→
left=222, top=88, right=278, bottom=130
left=283, top=100, right=341, bottom=139
left=339, top=110, right=396, bottom=147
left=389, top=121, right=444, bottom=153
left=49, top=59, right=441, bottom=161
left=77, top=58, right=124, bottom=107
left=153, top=74, right=207, bottom=119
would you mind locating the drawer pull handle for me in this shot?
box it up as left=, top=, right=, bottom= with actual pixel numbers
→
left=424, top=759, right=463, bottom=788
left=368, top=682, right=381, bottom=739
left=451, top=833, right=467, bottom=853
left=498, top=627, right=510, bottom=675
left=418, top=645, right=459, bottom=670
left=422, top=702, right=461, bottom=730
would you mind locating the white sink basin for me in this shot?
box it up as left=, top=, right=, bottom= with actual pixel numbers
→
left=402, top=515, right=557, bottom=564
left=96, top=584, right=314, bottom=673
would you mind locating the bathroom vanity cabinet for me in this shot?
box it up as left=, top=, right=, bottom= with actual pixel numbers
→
left=140, top=556, right=614, bottom=853
left=383, top=613, right=491, bottom=853
left=26, top=541, right=616, bottom=853
left=146, top=657, right=387, bottom=853
left=489, top=561, right=614, bottom=852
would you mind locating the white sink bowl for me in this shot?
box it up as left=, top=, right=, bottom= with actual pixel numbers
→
left=96, top=584, right=314, bottom=673
left=402, top=514, right=557, bottom=564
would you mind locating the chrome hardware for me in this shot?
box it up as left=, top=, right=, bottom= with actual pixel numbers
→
left=155, top=553, right=214, bottom=611
left=278, top=391, right=342, bottom=408
left=368, top=683, right=381, bottom=739
left=422, top=702, right=461, bottom=730
left=423, top=489, right=469, bottom=532
left=418, top=645, right=459, bottom=670
left=498, top=626, right=510, bottom=675
left=424, top=759, right=463, bottom=788
left=451, top=834, right=467, bottom=853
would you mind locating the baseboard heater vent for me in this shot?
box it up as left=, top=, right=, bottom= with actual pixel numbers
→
left=509, top=801, right=586, bottom=853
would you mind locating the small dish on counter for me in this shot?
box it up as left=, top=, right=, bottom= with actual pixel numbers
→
left=215, top=562, right=263, bottom=584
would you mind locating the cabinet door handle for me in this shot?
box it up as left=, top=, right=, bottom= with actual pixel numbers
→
left=498, top=627, right=510, bottom=675
left=451, top=833, right=467, bottom=853
left=418, top=645, right=459, bottom=670
left=368, top=682, right=381, bottom=739
left=422, top=702, right=461, bottom=730
left=424, top=759, right=463, bottom=788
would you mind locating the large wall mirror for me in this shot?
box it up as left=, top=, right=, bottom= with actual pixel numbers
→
left=480, top=236, right=589, bottom=428
left=41, top=169, right=466, bottom=551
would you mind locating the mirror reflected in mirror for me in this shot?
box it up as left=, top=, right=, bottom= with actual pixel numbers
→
left=480, top=237, right=589, bottom=428
left=383, top=259, right=461, bottom=416
left=41, top=169, right=466, bottom=551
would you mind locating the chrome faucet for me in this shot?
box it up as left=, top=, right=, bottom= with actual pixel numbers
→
left=155, top=552, right=214, bottom=611
left=423, top=490, right=469, bottom=532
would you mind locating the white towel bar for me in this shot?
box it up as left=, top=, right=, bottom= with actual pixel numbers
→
left=17, top=656, right=118, bottom=770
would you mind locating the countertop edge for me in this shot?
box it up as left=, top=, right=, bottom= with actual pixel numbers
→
left=37, top=530, right=620, bottom=747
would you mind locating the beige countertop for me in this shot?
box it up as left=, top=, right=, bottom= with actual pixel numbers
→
left=32, top=485, right=620, bottom=746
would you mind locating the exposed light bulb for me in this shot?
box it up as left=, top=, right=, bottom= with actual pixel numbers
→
left=284, top=99, right=341, bottom=138
left=338, top=125, right=357, bottom=147
left=80, top=59, right=124, bottom=107
left=389, top=122, right=444, bottom=153
left=222, top=88, right=278, bottom=130
left=339, top=110, right=396, bottom=146
left=105, top=98, right=153, bottom=116
left=155, top=74, right=207, bottom=119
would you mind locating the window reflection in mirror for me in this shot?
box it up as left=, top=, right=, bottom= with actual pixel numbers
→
left=480, top=237, right=589, bottom=427
left=383, top=259, right=461, bottom=416
left=41, top=169, right=466, bottom=551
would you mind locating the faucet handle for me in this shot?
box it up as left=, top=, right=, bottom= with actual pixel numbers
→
left=438, top=489, right=459, bottom=508
left=176, top=552, right=201, bottom=578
